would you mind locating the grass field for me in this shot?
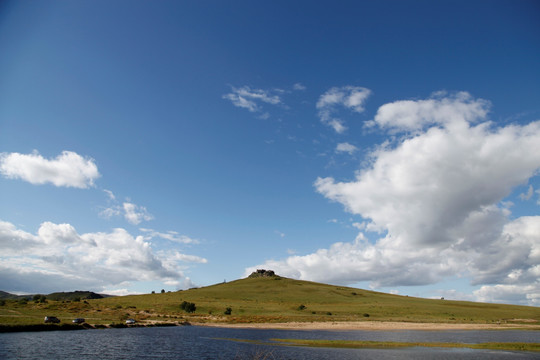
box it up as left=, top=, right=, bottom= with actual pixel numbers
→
left=225, top=338, right=540, bottom=352
left=1, top=276, right=539, bottom=327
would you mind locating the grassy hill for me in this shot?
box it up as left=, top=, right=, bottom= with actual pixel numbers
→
left=1, top=276, right=539, bottom=327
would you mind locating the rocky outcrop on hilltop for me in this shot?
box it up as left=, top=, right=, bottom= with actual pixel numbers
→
left=248, top=269, right=278, bottom=278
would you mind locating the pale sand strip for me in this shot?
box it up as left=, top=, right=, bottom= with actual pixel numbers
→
left=195, top=321, right=540, bottom=331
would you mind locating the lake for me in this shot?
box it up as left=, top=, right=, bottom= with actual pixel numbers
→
left=0, top=325, right=538, bottom=359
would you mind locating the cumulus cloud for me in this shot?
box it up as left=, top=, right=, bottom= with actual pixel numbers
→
left=0, top=150, right=100, bottom=188
left=223, top=86, right=282, bottom=113
left=0, top=220, right=206, bottom=293
left=335, top=142, right=358, bottom=154
left=369, top=91, right=490, bottom=132
left=249, top=92, right=540, bottom=305
left=123, top=202, right=153, bottom=225
left=317, top=86, right=371, bottom=133
left=293, top=83, right=306, bottom=91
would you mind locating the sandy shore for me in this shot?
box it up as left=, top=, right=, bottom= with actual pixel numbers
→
left=195, top=321, right=540, bottom=331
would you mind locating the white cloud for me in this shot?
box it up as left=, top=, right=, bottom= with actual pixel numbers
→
left=100, top=200, right=154, bottom=225
left=140, top=228, right=199, bottom=244
left=104, top=189, right=116, bottom=200
left=519, top=185, right=534, bottom=201
left=335, top=142, right=358, bottom=154
left=371, top=91, right=490, bottom=132
left=0, top=150, right=100, bottom=188
left=123, top=202, right=153, bottom=225
left=223, top=86, right=282, bottom=113
left=293, top=83, right=306, bottom=91
left=0, top=220, right=204, bottom=293
left=249, top=92, right=540, bottom=305
left=316, top=86, right=371, bottom=133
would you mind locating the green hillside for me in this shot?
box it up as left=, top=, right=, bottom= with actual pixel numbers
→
left=1, top=275, right=539, bottom=327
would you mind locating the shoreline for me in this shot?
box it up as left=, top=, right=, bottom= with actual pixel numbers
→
left=195, top=320, right=540, bottom=331
left=1, top=320, right=538, bottom=333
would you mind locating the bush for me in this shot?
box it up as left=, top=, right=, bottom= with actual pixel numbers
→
left=161, top=289, right=165, bottom=294
left=180, top=301, right=196, bottom=313
left=18, top=298, right=28, bottom=305
left=363, top=313, right=370, bottom=317
left=0, top=300, right=5, bottom=306
left=224, top=307, right=232, bottom=315
left=33, top=295, right=47, bottom=303
left=297, top=304, right=306, bottom=311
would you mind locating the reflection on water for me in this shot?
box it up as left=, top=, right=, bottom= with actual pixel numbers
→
left=0, top=326, right=538, bottom=359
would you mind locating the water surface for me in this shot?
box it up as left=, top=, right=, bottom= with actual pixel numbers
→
left=0, top=326, right=537, bottom=359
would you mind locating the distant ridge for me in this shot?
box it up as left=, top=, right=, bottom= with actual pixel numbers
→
left=0, top=290, right=112, bottom=301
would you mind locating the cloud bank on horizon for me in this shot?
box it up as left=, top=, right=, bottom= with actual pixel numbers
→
left=245, top=90, right=540, bottom=306
left=0, top=151, right=204, bottom=295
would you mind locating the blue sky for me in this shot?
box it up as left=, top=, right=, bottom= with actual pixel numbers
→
left=1, top=0, right=539, bottom=305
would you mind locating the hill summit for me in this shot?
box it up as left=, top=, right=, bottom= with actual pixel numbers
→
left=248, top=269, right=278, bottom=278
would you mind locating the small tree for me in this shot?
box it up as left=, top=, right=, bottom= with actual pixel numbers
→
left=151, top=291, right=155, bottom=294
left=180, top=301, right=196, bottom=313
left=161, top=289, right=165, bottom=294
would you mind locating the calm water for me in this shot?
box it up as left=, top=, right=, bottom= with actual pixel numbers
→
left=0, top=326, right=538, bottom=359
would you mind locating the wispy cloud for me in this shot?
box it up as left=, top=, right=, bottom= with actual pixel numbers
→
left=249, top=92, right=540, bottom=305
left=223, top=86, right=282, bottom=113
left=99, top=192, right=154, bottom=225
left=335, top=142, right=358, bottom=155
left=0, top=150, right=100, bottom=188
left=317, top=86, right=371, bottom=133
left=519, top=185, right=534, bottom=201
left=140, top=228, right=199, bottom=244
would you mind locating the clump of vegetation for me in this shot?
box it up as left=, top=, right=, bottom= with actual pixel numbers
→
left=180, top=301, right=196, bottom=313
left=33, top=295, right=47, bottom=303
left=224, top=307, right=232, bottom=315
left=297, top=304, right=306, bottom=311
left=363, top=313, right=370, bottom=317
left=18, top=298, right=27, bottom=305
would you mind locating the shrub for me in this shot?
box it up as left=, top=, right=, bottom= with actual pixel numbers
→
left=161, top=289, right=165, bottom=294
left=180, top=301, right=196, bottom=313
left=224, top=307, right=232, bottom=315
left=297, top=304, right=306, bottom=311
left=18, top=298, right=28, bottom=305
left=363, top=313, right=370, bottom=317
left=0, top=300, right=5, bottom=306
left=33, top=295, right=47, bottom=303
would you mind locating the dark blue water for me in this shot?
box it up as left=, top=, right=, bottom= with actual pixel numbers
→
left=0, top=326, right=538, bottom=359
